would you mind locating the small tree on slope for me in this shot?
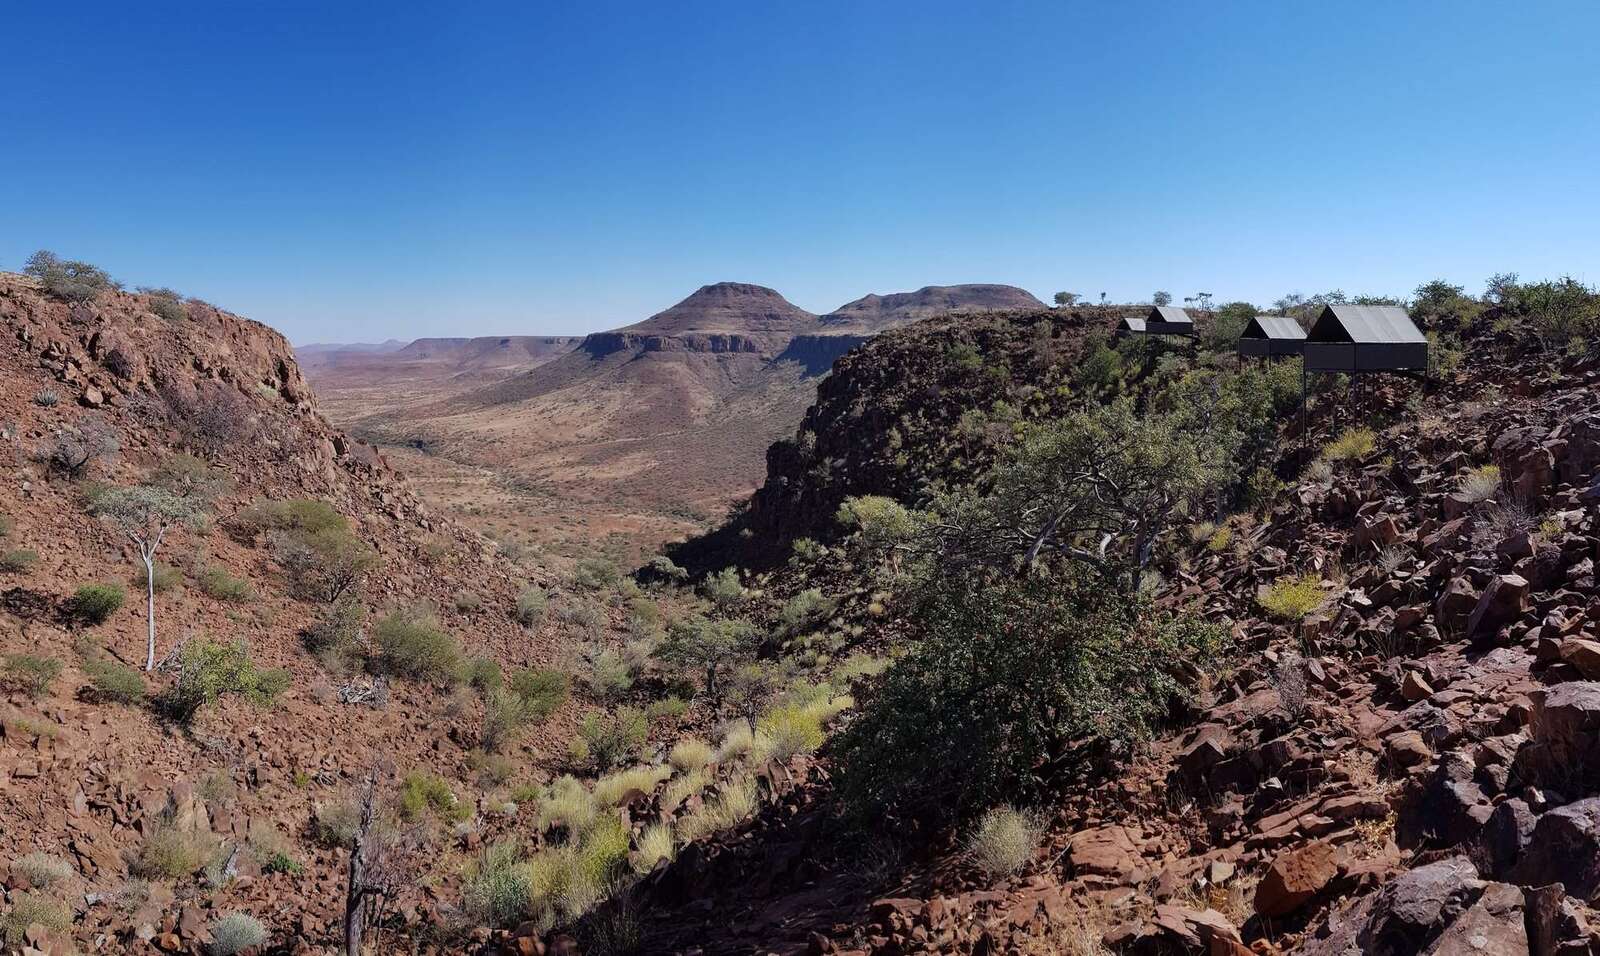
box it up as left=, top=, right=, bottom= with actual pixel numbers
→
left=93, top=486, right=207, bottom=670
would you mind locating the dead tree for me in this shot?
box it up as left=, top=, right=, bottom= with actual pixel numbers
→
left=344, top=765, right=416, bottom=956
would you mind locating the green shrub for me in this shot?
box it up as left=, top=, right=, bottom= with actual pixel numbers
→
left=462, top=840, right=533, bottom=927
left=592, top=764, right=671, bottom=807
left=1259, top=574, right=1327, bottom=621
left=82, top=657, right=146, bottom=703
left=134, top=561, right=183, bottom=592
left=199, top=567, right=254, bottom=603
left=635, top=822, right=675, bottom=874
left=158, top=638, right=289, bottom=724
left=0, top=890, right=71, bottom=945
left=273, top=524, right=376, bottom=603
left=24, top=250, right=115, bottom=302
left=700, top=567, right=744, bottom=609
left=1206, top=525, right=1234, bottom=553
left=572, top=556, right=621, bottom=590
left=0, top=548, right=38, bottom=573
left=236, top=498, right=346, bottom=537
left=480, top=688, right=531, bottom=753
left=132, top=825, right=216, bottom=879
left=584, top=646, right=634, bottom=699
left=71, top=582, right=125, bottom=622
left=837, top=576, right=1223, bottom=815
left=371, top=608, right=463, bottom=684
left=147, top=291, right=190, bottom=323
left=836, top=495, right=920, bottom=552
left=776, top=588, right=835, bottom=635
left=676, top=775, right=759, bottom=842
left=515, top=586, right=547, bottom=626
left=757, top=702, right=827, bottom=761
left=965, top=806, right=1041, bottom=878
left=508, top=667, right=570, bottom=721
left=398, top=771, right=470, bottom=824
left=535, top=775, right=597, bottom=832
left=647, top=695, right=688, bottom=719
left=1323, top=427, right=1376, bottom=462
left=2, top=654, right=62, bottom=698
left=576, top=708, right=648, bottom=772
left=209, top=912, right=268, bottom=955
left=465, top=657, right=503, bottom=694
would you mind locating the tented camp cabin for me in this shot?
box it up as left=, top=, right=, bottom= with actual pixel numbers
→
left=1116, top=315, right=1147, bottom=335
left=1145, top=306, right=1195, bottom=336
left=1303, top=304, right=1427, bottom=373
left=1238, top=314, right=1306, bottom=359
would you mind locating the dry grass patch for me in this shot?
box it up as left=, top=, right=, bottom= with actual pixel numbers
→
left=964, top=806, right=1042, bottom=878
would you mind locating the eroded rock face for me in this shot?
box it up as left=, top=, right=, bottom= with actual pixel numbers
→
left=1510, top=799, right=1600, bottom=901
left=1255, top=840, right=1339, bottom=917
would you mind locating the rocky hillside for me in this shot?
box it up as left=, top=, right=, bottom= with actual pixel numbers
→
left=0, top=271, right=661, bottom=953
left=820, top=284, right=1045, bottom=333
left=632, top=291, right=1600, bottom=955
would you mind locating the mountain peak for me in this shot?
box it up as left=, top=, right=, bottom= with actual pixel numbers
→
left=821, top=284, right=1045, bottom=332
left=622, top=282, right=817, bottom=337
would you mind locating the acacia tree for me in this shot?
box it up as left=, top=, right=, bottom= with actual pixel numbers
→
left=93, top=485, right=207, bottom=669
left=657, top=613, right=758, bottom=703
left=929, top=402, right=1220, bottom=591
left=1053, top=291, right=1079, bottom=307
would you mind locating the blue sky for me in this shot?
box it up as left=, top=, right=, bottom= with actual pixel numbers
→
left=2, top=1, right=1596, bottom=344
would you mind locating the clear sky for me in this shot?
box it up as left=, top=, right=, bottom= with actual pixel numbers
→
left=2, top=1, right=1596, bottom=344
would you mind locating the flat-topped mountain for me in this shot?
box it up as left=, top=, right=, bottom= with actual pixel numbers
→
left=821, top=283, right=1045, bottom=332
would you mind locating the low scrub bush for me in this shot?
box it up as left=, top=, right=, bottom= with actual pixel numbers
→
left=676, top=775, right=758, bottom=842
left=398, top=771, right=471, bottom=824
left=572, top=556, right=621, bottom=591
left=965, top=806, right=1041, bottom=878
left=668, top=737, right=714, bottom=772
left=700, top=567, right=744, bottom=609
left=574, top=708, right=647, bottom=772
left=159, top=639, right=289, bottom=724
left=837, top=576, right=1224, bottom=815
left=2, top=654, right=62, bottom=698
left=0, top=548, right=38, bottom=573
left=209, top=913, right=268, bottom=955
left=235, top=498, right=346, bottom=538
left=592, top=764, right=671, bottom=807
left=776, top=588, right=835, bottom=635
left=273, top=524, right=376, bottom=603
left=647, top=695, right=687, bottom=719
left=370, top=607, right=463, bottom=684
left=1, top=890, right=71, bottom=945
left=584, top=645, right=635, bottom=700
left=1323, top=427, right=1376, bottom=462
left=311, top=800, right=361, bottom=848
left=535, top=775, right=597, bottom=833
left=302, top=599, right=364, bottom=666
left=757, top=702, right=828, bottom=761
left=82, top=657, right=147, bottom=703
left=635, top=822, right=675, bottom=873
left=72, top=582, right=126, bottom=623
left=515, top=586, right=547, bottom=626
left=1259, top=574, right=1327, bottom=621
left=462, top=840, right=534, bottom=927
left=133, top=825, right=217, bottom=879
left=11, top=852, right=75, bottom=889
left=199, top=567, right=254, bottom=603
left=1458, top=464, right=1502, bottom=503
left=508, top=667, right=570, bottom=720
left=24, top=250, right=116, bottom=302
left=662, top=768, right=711, bottom=811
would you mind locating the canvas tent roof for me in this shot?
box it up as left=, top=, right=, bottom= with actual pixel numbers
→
left=1309, top=304, right=1425, bottom=344
left=1243, top=315, right=1306, bottom=340
left=1148, top=306, right=1193, bottom=325
left=1117, top=316, right=1146, bottom=332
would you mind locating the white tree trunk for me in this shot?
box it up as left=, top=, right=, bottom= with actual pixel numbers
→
left=143, top=550, right=157, bottom=671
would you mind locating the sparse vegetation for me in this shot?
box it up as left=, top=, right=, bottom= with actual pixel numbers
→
left=573, top=556, right=622, bottom=590
left=273, top=518, right=377, bottom=603
left=515, top=585, right=547, bottom=626
left=3, top=654, right=63, bottom=699
left=1, top=891, right=71, bottom=945
left=303, top=598, right=364, bottom=667
left=1458, top=464, right=1502, bottom=503
left=24, top=249, right=116, bottom=302
left=668, top=737, right=714, bottom=772
left=33, top=389, right=60, bottom=407
left=133, top=824, right=216, bottom=879
left=158, top=638, right=289, bottom=724
left=209, top=913, right=268, bottom=955
left=371, top=607, right=463, bottom=683
left=71, top=582, right=126, bottom=623
left=199, top=566, right=255, bottom=602
left=1259, top=574, right=1326, bottom=621
left=10, top=852, right=75, bottom=889
left=965, top=806, right=1041, bottom=878
left=700, top=567, right=745, bottom=609
left=1323, top=427, right=1376, bottom=462
left=398, top=771, right=471, bottom=824
left=574, top=707, right=648, bottom=772
left=83, top=657, right=147, bottom=703
left=36, top=419, right=120, bottom=478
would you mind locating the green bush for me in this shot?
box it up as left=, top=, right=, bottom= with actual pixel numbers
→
left=462, top=840, right=534, bottom=927
left=209, top=913, right=268, bottom=955
left=836, top=496, right=920, bottom=553
left=0, top=548, right=38, bottom=573
left=647, top=695, right=688, bottom=719
left=136, top=561, right=184, bottom=593
left=273, top=524, right=376, bottom=603
left=237, top=498, right=346, bottom=537
left=700, top=567, right=744, bottom=609
left=71, top=583, right=126, bottom=623
left=837, top=575, right=1224, bottom=815
left=82, top=657, right=147, bottom=703
left=132, top=825, right=216, bottom=879
left=145, top=289, right=190, bottom=323
left=158, top=639, right=289, bottom=724
left=370, top=608, right=463, bottom=684
left=2, top=654, right=62, bottom=699
left=1323, top=427, right=1376, bottom=462
left=24, top=250, right=115, bottom=303
left=1, top=890, right=71, bottom=945
left=199, top=567, right=254, bottom=602
left=776, top=588, right=835, bottom=635
left=572, top=556, right=621, bottom=590
left=585, top=645, right=634, bottom=699
left=507, top=667, right=570, bottom=721
left=576, top=707, right=648, bottom=772
left=1259, top=574, right=1327, bottom=621
left=398, top=771, right=470, bottom=824
left=465, top=657, right=502, bottom=695
left=515, top=585, right=547, bottom=626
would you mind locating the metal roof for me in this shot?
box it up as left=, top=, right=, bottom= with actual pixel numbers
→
left=1309, top=304, right=1425, bottom=344
left=1118, top=316, right=1147, bottom=332
left=1243, top=315, right=1305, bottom=340
left=1148, top=306, right=1193, bottom=325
